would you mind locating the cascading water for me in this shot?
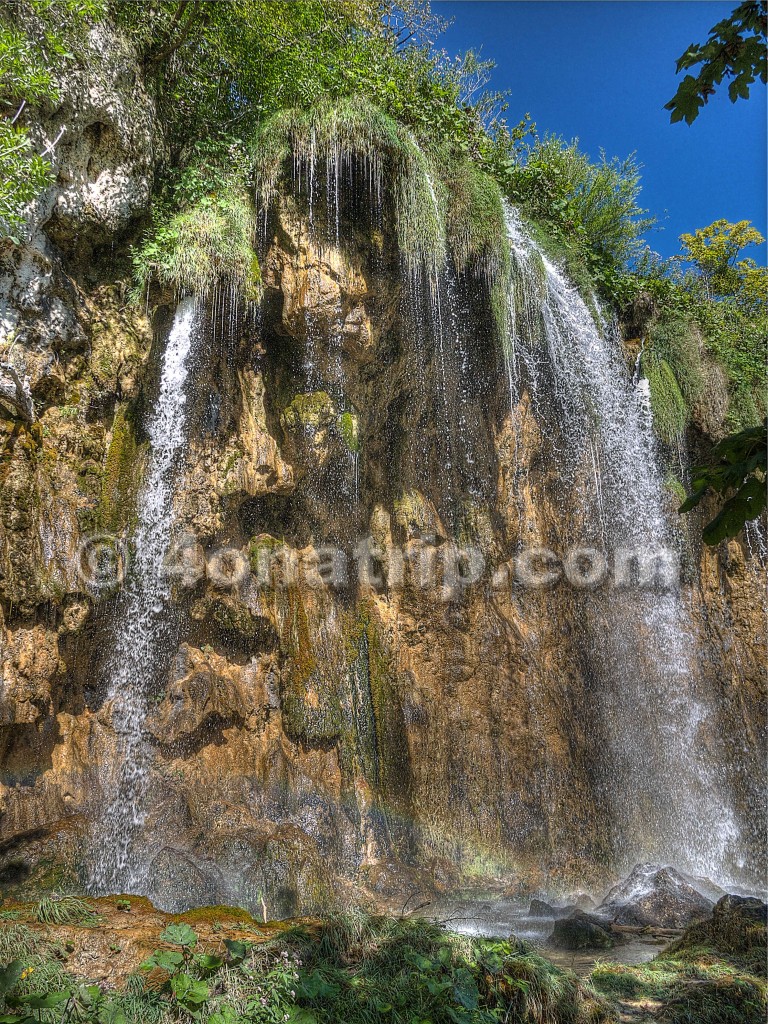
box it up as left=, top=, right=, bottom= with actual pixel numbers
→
left=89, top=297, right=201, bottom=894
left=503, top=205, right=742, bottom=883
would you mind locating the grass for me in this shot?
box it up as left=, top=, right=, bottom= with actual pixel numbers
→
left=642, top=352, right=689, bottom=444
left=133, top=188, right=260, bottom=302
left=252, top=96, right=509, bottom=280
left=34, top=894, right=100, bottom=926
left=590, top=903, right=768, bottom=1024
left=0, top=912, right=613, bottom=1024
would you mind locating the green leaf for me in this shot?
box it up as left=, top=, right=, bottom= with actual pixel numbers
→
left=0, top=963, right=23, bottom=997
left=171, top=973, right=209, bottom=1010
left=195, top=954, right=224, bottom=974
left=12, top=991, right=70, bottom=1009
left=141, top=949, right=184, bottom=973
left=160, top=923, right=198, bottom=948
left=452, top=968, right=479, bottom=1010
left=223, top=939, right=247, bottom=965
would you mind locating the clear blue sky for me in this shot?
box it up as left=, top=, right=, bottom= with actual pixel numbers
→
left=432, top=1, right=767, bottom=260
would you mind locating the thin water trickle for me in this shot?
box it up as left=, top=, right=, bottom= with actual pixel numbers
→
left=89, top=297, right=201, bottom=894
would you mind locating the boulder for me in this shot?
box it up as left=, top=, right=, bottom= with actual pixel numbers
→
left=529, top=898, right=556, bottom=917
left=666, top=893, right=768, bottom=959
left=599, top=863, right=713, bottom=929
left=549, top=910, right=615, bottom=951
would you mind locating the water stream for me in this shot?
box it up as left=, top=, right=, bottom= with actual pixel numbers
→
left=503, top=206, right=740, bottom=883
left=89, top=297, right=201, bottom=894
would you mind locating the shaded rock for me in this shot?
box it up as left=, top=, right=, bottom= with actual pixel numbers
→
left=529, top=897, right=556, bottom=917
left=549, top=910, right=615, bottom=951
left=599, top=863, right=714, bottom=929
left=569, top=891, right=597, bottom=911
left=147, top=847, right=219, bottom=913
left=146, top=644, right=279, bottom=745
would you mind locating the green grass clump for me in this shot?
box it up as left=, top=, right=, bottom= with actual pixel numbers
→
left=657, top=976, right=767, bottom=1024
left=34, top=894, right=100, bottom=926
left=444, top=155, right=509, bottom=278
left=642, top=352, right=689, bottom=443
left=647, top=313, right=705, bottom=408
left=133, top=188, right=260, bottom=301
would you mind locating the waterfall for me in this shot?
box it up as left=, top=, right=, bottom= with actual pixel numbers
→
left=503, top=205, right=741, bottom=883
left=89, top=297, right=201, bottom=894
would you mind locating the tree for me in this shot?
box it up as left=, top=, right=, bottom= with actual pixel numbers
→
left=679, top=219, right=767, bottom=300
left=679, top=421, right=767, bottom=544
left=0, top=0, right=105, bottom=239
left=666, top=1, right=767, bottom=124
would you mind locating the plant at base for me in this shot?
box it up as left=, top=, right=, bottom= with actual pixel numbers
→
left=679, top=420, right=767, bottom=544
left=33, top=895, right=100, bottom=926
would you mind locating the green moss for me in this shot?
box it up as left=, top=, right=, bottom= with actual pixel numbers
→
left=248, top=533, right=285, bottom=577
left=172, top=904, right=255, bottom=925
left=648, top=313, right=705, bottom=407
left=281, top=391, right=335, bottom=432
left=133, top=188, right=260, bottom=301
left=97, top=405, right=141, bottom=532
left=643, top=352, right=689, bottom=444
left=444, top=155, right=509, bottom=277
left=279, top=586, right=342, bottom=745
left=337, top=410, right=360, bottom=453
left=252, top=97, right=443, bottom=266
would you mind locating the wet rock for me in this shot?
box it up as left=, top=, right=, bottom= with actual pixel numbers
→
left=147, top=644, right=278, bottom=745
left=148, top=847, right=219, bottom=912
left=599, top=864, right=714, bottom=929
left=529, top=898, right=556, bottom=917
left=549, top=910, right=615, bottom=950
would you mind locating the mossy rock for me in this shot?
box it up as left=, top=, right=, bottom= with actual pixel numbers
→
left=172, top=904, right=255, bottom=926
left=281, top=391, right=336, bottom=432
left=248, top=533, right=287, bottom=577
left=549, top=911, right=615, bottom=950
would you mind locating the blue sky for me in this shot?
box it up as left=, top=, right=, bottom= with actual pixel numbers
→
left=432, top=1, right=767, bottom=260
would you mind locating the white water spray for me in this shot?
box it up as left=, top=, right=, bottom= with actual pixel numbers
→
left=90, top=298, right=200, bottom=894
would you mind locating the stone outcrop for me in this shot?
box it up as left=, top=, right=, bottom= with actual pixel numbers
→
left=598, top=864, right=714, bottom=929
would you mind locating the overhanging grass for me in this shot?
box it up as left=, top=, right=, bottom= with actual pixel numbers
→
left=251, top=96, right=509, bottom=281
left=642, top=351, right=689, bottom=444
left=132, top=188, right=260, bottom=301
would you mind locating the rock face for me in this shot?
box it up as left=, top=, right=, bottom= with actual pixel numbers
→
left=0, top=16, right=765, bottom=917
left=598, top=864, right=714, bottom=929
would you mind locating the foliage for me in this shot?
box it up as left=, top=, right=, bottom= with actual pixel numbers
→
left=0, top=914, right=615, bottom=1024
left=33, top=895, right=100, bottom=926
left=679, top=420, right=767, bottom=543
left=679, top=219, right=767, bottom=302
left=666, top=1, right=767, bottom=124
left=0, top=0, right=105, bottom=238
left=252, top=96, right=444, bottom=265
left=507, top=135, right=654, bottom=270
left=642, top=352, right=690, bottom=444
left=132, top=140, right=260, bottom=301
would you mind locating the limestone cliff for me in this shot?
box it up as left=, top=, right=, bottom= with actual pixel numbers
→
left=0, top=26, right=764, bottom=917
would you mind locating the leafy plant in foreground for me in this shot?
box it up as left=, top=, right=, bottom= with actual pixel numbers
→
left=679, top=420, right=767, bottom=543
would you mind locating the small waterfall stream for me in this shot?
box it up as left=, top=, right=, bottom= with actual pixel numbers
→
left=503, top=206, right=740, bottom=882
left=90, top=297, right=201, bottom=894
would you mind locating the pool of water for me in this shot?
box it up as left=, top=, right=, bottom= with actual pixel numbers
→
left=423, top=893, right=667, bottom=977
